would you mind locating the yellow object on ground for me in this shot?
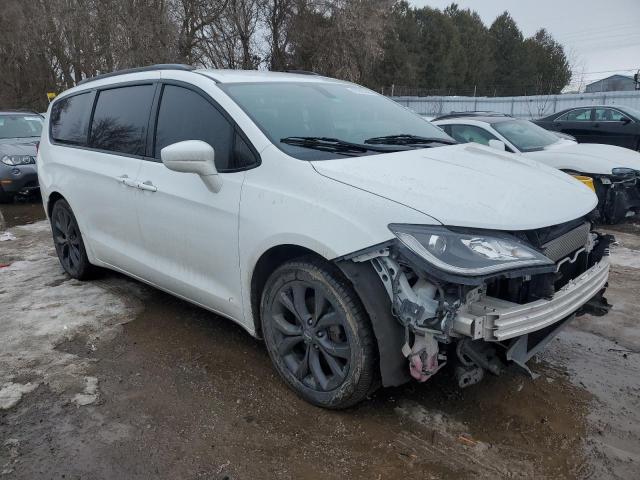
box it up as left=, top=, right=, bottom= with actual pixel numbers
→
left=573, top=175, right=595, bottom=192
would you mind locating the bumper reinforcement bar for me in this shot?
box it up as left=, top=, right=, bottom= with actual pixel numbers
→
left=453, top=259, right=610, bottom=341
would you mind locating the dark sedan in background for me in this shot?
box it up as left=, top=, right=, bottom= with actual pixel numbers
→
left=534, top=105, right=640, bottom=151
left=0, top=111, right=43, bottom=203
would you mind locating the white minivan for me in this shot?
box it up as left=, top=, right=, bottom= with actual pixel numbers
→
left=39, top=65, right=613, bottom=408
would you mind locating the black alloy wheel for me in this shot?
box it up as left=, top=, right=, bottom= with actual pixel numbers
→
left=271, top=281, right=351, bottom=391
left=51, top=199, right=93, bottom=279
left=261, top=258, right=377, bottom=408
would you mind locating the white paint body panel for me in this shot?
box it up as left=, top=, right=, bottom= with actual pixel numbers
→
left=134, top=162, right=246, bottom=321
left=526, top=143, right=640, bottom=175
left=435, top=118, right=640, bottom=175
left=238, top=144, right=437, bottom=325
left=311, top=143, right=596, bottom=230
left=38, top=70, right=599, bottom=336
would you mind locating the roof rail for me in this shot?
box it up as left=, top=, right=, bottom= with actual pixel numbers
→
left=0, top=109, right=41, bottom=115
left=433, top=111, right=512, bottom=121
left=285, top=70, right=320, bottom=76
left=77, top=64, right=195, bottom=86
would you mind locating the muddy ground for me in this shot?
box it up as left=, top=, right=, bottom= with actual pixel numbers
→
left=1, top=198, right=639, bottom=480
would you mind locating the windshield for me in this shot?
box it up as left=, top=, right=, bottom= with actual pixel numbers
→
left=221, top=82, right=454, bottom=159
left=0, top=114, right=43, bottom=139
left=491, top=119, right=560, bottom=152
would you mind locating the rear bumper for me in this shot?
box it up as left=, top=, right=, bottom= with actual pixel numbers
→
left=453, top=258, right=610, bottom=341
left=0, top=164, right=39, bottom=195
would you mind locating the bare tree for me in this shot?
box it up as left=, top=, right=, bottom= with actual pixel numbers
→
left=229, top=0, right=261, bottom=69
left=169, top=0, right=228, bottom=64
left=261, top=0, right=295, bottom=70
left=0, top=0, right=577, bottom=111
left=0, top=0, right=55, bottom=108
left=112, top=0, right=177, bottom=68
left=289, top=0, right=392, bottom=82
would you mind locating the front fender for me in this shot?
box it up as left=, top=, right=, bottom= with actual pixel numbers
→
left=337, top=259, right=410, bottom=387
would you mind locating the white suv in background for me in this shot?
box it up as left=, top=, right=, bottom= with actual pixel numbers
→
left=38, top=65, right=612, bottom=408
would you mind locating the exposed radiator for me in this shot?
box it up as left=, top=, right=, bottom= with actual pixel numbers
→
left=541, top=222, right=591, bottom=262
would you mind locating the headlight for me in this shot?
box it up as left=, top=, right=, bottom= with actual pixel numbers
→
left=389, top=224, right=554, bottom=276
left=611, top=167, right=636, bottom=177
left=1, top=155, right=35, bottom=166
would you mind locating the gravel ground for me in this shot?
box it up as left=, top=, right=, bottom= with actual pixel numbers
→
left=1, top=200, right=639, bottom=479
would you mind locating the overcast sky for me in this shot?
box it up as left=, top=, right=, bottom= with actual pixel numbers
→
left=411, top=0, right=640, bottom=88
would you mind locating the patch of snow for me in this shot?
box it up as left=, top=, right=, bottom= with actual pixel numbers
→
left=72, top=376, right=99, bottom=406
left=0, top=232, right=16, bottom=242
left=610, top=246, right=640, bottom=269
left=0, top=382, right=38, bottom=410
left=544, top=328, right=640, bottom=478
left=0, top=221, right=145, bottom=408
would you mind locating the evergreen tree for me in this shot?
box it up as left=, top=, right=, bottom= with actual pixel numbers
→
left=444, top=4, right=495, bottom=96
left=489, top=11, right=527, bottom=96
left=524, top=29, right=572, bottom=94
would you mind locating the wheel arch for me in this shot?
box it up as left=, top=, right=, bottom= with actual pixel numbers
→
left=250, top=244, right=325, bottom=338
left=46, top=191, right=65, bottom=218
left=249, top=243, right=408, bottom=388
left=45, top=191, right=98, bottom=263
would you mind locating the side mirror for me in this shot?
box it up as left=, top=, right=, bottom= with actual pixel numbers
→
left=488, top=139, right=506, bottom=151
left=161, top=140, right=222, bottom=193
left=621, top=117, right=631, bottom=125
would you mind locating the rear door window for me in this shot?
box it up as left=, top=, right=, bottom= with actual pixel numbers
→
left=154, top=84, right=243, bottom=171
left=558, top=108, right=592, bottom=122
left=89, top=85, right=155, bottom=156
left=50, top=93, right=93, bottom=145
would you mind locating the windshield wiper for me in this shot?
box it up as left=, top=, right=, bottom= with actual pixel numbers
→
left=280, top=136, right=403, bottom=154
left=364, top=134, right=457, bottom=146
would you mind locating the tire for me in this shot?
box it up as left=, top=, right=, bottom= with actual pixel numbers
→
left=50, top=199, right=94, bottom=280
left=261, top=256, right=377, bottom=409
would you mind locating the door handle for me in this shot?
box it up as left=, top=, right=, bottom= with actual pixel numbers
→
left=138, top=180, right=157, bottom=192
left=116, top=174, right=138, bottom=188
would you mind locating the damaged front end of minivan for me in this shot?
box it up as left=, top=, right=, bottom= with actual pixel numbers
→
left=337, top=219, right=613, bottom=388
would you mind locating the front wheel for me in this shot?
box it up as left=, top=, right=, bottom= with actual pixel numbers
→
left=51, top=199, right=94, bottom=279
left=261, top=257, right=377, bottom=409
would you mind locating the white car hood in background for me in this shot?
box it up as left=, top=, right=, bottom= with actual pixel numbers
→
left=311, top=144, right=597, bottom=230
left=526, top=143, right=640, bottom=175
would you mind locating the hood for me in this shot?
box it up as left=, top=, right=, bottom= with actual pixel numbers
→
left=526, top=143, right=640, bottom=175
left=311, top=144, right=597, bottom=231
left=0, top=138, right=38, bottom=158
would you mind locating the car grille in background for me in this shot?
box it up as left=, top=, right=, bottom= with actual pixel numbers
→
left=541, top=222, right=591, bottom=262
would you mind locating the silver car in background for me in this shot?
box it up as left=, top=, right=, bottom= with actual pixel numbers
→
left=0, top=111, right=43, bottom=203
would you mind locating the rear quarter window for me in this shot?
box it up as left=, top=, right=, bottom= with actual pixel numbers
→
left=50, top=93, right=93, bottom=145
left=558, top=109, right=592, bottom=122
left=448, top=124, right=497, bottom=146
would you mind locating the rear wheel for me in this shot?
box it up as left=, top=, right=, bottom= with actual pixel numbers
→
left=261, top=257, right=377, bottom=408
left=51, top=199, right=93, bottom=279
